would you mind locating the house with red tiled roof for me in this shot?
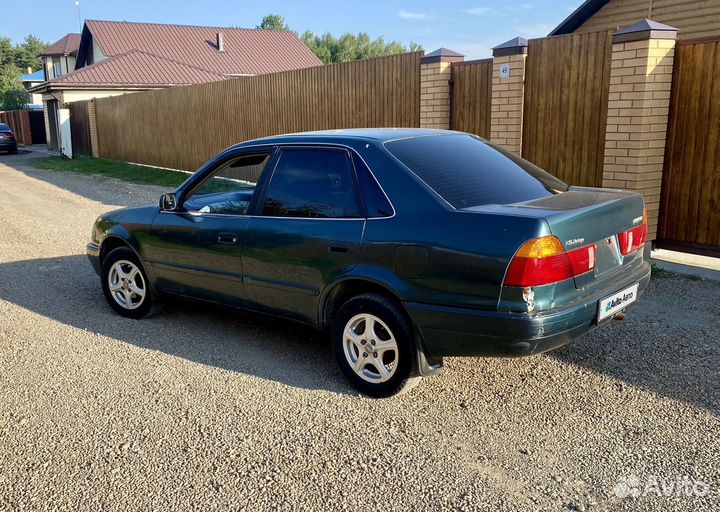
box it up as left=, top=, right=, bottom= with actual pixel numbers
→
left=40, top=33, right=81, bottom=81
left=30, top=20, right=323, bottom=150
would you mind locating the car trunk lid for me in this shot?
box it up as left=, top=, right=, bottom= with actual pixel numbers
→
left=464, top=186, right=646, bottom=288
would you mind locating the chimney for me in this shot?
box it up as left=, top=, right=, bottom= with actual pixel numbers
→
left=216, top=32, right=225, bottom=52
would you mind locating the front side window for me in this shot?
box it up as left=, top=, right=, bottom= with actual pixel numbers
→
left=183, top=153, right=270, bottom=215
left=262, top=148, right=362, bottom=219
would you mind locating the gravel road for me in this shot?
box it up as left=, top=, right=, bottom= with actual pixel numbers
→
left=0, top=151, right=718, bottom=511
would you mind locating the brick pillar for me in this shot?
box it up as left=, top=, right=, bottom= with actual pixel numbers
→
left=601, top=20, right=678, bottom=241
left=489, top=37, right=528, bottom=155
left=420, top=48, right=464, bottom=129
left=88, top=99, right=99, bottom=157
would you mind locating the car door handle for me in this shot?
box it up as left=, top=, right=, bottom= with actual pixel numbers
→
left=217, top=233, right=238, bottom=245
left=328, top=241, right=352, bottom=253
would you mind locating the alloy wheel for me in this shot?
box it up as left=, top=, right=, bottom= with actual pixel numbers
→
left=107, top=259, right=146, bottom=310
left=342, top=313, right=399, bottom=383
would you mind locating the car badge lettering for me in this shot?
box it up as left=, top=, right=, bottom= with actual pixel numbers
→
left=632, top=216, right=643, bottom=225
left=565, top=238, right=585, bottom=247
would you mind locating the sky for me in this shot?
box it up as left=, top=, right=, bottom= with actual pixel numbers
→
left=2, top=0, right=582, bottom=59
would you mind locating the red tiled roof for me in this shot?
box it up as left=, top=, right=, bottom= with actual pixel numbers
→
left=44, top=50, right=227, bottom=88
left=84, top=20, right=323, bottom=75
left=40, top=33, right=81, bottom=57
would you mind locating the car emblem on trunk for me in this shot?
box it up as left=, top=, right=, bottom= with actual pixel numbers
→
left=565, top=238, right=585, bottom=247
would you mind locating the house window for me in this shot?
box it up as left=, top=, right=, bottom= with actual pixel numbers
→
left=52, top=57, right=62, bottom=78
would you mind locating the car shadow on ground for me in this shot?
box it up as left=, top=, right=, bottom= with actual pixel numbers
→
left=0, top=254, right=351, bottom=396
left=1, top=254, right=718, bottom=412
left=549, top=275, right=719, bottom=416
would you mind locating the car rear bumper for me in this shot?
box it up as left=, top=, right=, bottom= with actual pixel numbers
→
left=0, top=141, right=17, bottom=150
left=406, top=261, right=652, bottom=358
left=86, top=242, right=101, bottom=275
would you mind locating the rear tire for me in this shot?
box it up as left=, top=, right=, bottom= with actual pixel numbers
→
left=332, top=293, right=421, bottom=398
left=9, top=147, right=17, bottom=155
left=101, top=246, right=155, bottom=319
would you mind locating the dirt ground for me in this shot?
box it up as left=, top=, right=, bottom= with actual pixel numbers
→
left=0, top=151, right=718, bottom=511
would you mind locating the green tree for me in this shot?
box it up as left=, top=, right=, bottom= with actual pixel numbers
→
left=257, top=14, right=422, bottom=64
left=0, top=34, right=49, bottom=109
left=0, top=37, right=14, bottom=68
left=14, top=35, right=48, bottom=72
left=0, top=65, right=29, bottom=109
left=256, top=14, right=290, bottom=31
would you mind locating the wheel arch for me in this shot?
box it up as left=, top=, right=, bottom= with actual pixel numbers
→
left=320, top=276, right=404, bottom=329
left=99, top=234, right=141, bottom=266
left=320, top=276, right=444, bottom=376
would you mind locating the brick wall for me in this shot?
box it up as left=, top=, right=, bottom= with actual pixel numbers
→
left=602, top=38, right=675, bottom=239
left=489, top=53, right=527, bottom=154
left=420, top=61, right=452, bottom=129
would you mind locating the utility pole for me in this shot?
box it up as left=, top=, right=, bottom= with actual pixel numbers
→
left=75, top=1, right=82, bottom=32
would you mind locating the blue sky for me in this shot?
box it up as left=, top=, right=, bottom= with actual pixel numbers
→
left=4, top=0, right=581, bottom=59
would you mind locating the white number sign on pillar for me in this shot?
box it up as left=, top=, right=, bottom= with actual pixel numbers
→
left=500, top=63, right=511, bottom=78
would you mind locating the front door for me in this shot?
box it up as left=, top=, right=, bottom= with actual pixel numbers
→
left=146, top=152, right=272, bottom=305
left=242, top=147, right=365, bottom=323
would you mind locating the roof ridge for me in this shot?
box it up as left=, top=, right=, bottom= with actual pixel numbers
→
left=84, top=18, right=279, bottom=33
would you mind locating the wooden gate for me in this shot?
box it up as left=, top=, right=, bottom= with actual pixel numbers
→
left=69, top=101, right=92, bottom=156
left=658, top=38, right=720, bottom=255
left=450, top=59, right=492, bottom=139
left=522, top=31, right=613, bottom=187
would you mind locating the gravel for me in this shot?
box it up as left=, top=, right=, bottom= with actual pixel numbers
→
left=1, top=151, right=718, bottom=511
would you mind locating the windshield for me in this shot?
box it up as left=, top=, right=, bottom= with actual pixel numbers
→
left=385, top=134, right=568, bottom=209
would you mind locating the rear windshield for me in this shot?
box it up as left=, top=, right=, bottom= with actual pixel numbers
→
left=0, top=124, right=10, bottom=132
left=384, top=134, right=567, bottom=209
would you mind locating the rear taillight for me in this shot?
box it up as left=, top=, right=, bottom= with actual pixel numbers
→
left=618, top=208, right=648, bottom=255
left=504, top=236, right=597, bottom=287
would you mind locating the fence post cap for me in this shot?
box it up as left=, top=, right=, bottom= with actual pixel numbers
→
left=612, top=19, right=678, bottom=44
left=421, top=47, right=465, bottom=64
left=492, top=37, right=529, bottom=57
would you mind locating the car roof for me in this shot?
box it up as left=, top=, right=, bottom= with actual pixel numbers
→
left=235, top=128, right=462, bottom=147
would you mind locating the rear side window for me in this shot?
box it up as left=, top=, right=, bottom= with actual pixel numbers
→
left=352, top=153, right=394, bottom=218
left=263, top=148, right=362, bottom=219
left=385, top=134, right=567, bottom=209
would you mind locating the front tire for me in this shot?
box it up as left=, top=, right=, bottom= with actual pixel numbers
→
left=332, top=293, right=421, bottom=398
left=100, top=246, right=154, bottom=319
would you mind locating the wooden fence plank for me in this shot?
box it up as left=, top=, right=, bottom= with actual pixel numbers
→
left=658, top=39, right=720, bottom=251
left=450, top=59, right=492, bottom=139
left=521, top=31, right=613, bottom=187
left=94, top=52, right=421, bottom=171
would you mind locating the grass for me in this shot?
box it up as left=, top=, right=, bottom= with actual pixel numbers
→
left=33, top=156, right=189, bottom=188
left=650, top=263, right=702, bottom=281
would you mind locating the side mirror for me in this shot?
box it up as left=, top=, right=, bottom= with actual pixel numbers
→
left=160, top=193, right=178, bottom=211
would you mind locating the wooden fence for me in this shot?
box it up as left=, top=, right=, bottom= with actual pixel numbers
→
left=94, top=52, right=421, bottom=171
left=69, top=101, right=92, bottom=156
left=450, top=59, right=493, bottom=139
left=522, top=31, right=613, bottom=187
left=658, top=38, right=720, bottom=255
left=0, top=109, right=47, bottom=145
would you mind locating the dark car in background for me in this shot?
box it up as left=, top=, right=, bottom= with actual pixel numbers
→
left=0, top=123, right=18, bottom=154
left=86, top=129, right=650, bottom=397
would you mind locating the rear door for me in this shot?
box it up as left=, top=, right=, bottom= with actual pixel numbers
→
left=242, top=146, right=365, bottom=323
